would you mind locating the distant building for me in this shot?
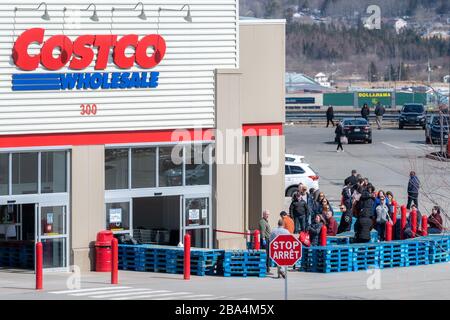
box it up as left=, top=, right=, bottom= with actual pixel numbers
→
left=444, top=75, right=450, bottom=83
left=314, top=73, right=332, bottom=88
left=286, top=72, right=334, bottom=93
left=395, top=18, right=408, bottom=34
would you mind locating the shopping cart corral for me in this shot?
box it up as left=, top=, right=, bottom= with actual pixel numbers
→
left=133, top=229, right=171, bottom=245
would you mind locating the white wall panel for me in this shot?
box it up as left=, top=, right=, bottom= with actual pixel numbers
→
left=0, top=0, right=238, bottom=135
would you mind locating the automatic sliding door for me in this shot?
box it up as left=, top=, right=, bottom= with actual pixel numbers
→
left=183, top=196, right=211, bottom=248
left=38, top=205, right=68, bottom=270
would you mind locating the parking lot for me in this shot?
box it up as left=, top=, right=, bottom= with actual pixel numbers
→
left=285, top=124, right=450, bottom=215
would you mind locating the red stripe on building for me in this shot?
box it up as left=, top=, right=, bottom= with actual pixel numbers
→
left=0, top=128, right=215, bottom=148
left=242, top=123, right=283, bottom=136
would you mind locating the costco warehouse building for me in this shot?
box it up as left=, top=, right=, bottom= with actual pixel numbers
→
left=0, top=1, right=285, bottom=271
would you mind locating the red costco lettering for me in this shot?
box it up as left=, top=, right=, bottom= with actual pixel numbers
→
left=12, top=28, right=166, bottom=71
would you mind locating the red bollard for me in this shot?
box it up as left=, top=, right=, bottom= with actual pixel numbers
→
left=385, top=222, right=392, bottom=241
left=184, top=233, right=191, bottom=280
left=411, top=209, right=417, bottom=237
left=401, top=205, right=407, bottom=239
left=422, top=216, right=428, bottom=236
left=36, top=242, right=43, bottom=290
left=320, top=225, right=327, bottom=246
left=253, top=230, right=260, bottom=250
left=392, top=200, right=397, bottom=225
left=111, top=238, right=118, bottom=284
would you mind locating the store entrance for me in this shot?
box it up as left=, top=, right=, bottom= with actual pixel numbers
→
left=0, top=202, right=69, bottom=271
left=0, top=204, right=36, bottom=270
left=132, top=196, right=181, bottom=246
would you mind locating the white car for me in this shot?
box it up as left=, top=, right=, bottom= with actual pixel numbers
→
left=285, top=161, right=319, bottom=197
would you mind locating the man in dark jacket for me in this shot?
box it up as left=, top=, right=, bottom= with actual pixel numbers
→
left=407, top=171, right=420, bottom=209
left=374, top=103, right=385, bottom=130
left=344, top=169, right=358, bottom=188
left=357, top=189, right=375, bottom=218
left=361, top=103, right=370, bottom=121
left=342, top=181, right=353, bottom=212
left=289, top=193, right=310, bottom=233
left=326, top=105, right=335, bottom=128
left=354, top=208, right=373, bottom=243
left=337, top=204, right=353, bottom=234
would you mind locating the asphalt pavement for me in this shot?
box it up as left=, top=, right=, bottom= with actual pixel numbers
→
left=284, top=124, right=450, bottom=217
left=0, top=262, right=449, bottom=300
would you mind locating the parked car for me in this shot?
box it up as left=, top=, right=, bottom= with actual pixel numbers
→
left=335, top=118, right=372, bottom=144
left=285, top=154, right=305, bottom=163
left=285, top=161, right=319, bottom=197
left=425, top=114, right=449, bottom=144
left=398, top=103, right=427, bottom=129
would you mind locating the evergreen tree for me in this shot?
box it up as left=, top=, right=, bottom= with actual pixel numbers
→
left=368, top=61, right=378, bottom=82
left=264, top=0, right=280, bottom=18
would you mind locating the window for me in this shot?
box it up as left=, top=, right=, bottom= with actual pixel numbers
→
left=159, top=146, right=183, bottom=187
left=285, top=165, right=290, bottom=175
left=131, top=148, right=156, bottom=188
left=12, top=153, right=38, bottom=195
left=106, top=202, right=130, bottom=232
left=186, top=145, right=210, bottom=186
left=41, top=151, right=67, bottom=193
left=105, top=149, right=129, bottom=190
left=0, top=154, right=8, bottom=195
left=403, top=105, right=424, bottom=113
left=289, top=166, right=305, bottom=174
left=185, top=198, right=208, bottom=227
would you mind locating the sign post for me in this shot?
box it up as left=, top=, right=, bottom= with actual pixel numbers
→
left=269, top=235, right=302, bottom=300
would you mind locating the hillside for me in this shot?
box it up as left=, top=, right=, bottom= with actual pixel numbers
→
left=240, top=0, right=450, bottom=82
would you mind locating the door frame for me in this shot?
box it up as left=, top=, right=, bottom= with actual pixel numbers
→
left=37, top=200, right=70, bottom=272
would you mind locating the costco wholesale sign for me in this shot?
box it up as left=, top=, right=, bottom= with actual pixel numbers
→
left=12, top=28, right=165, bottom=91
left=0, top=0, right=238, bottom=135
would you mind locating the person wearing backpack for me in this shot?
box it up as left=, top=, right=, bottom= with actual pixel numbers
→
left=375, top=193, right=391, bottom=241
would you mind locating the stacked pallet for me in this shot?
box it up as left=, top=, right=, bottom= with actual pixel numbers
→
left=425, top=235, right=449, bottom=264
left=298, top=234, right=450, bottom=273
left=118, top=244, right=223, bottom=276
left=218, top=250, right=266, bottom=277
left=0, top=242, right=34, bottom=269
left=300, top=246, right=353, bottom=273
left=378, top=242, right=406, bottom=268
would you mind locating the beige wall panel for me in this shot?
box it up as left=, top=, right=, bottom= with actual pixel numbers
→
left=71, top=145, right=105, bottom=271
left=239, top=23, right=286, bottom=124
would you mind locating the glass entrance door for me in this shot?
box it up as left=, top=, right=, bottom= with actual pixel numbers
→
left=182, top=196, right=211, bottom=248
left=37, top=204, right=69, bottom=271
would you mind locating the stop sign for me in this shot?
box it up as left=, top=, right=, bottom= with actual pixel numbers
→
left=269, top=234, right=302, bottom=267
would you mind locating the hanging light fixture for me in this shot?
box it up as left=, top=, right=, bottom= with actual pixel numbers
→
left=112, top=2, right=147, bottom=21
left=135, top=2, right=147, bottom=20
left=37, top=2, right=50, bottom=21
left=158, top=4, right=192, bottom=23
left=83, top=3, right=99, bottom=22
left=15, top=2, right=51, bottom=21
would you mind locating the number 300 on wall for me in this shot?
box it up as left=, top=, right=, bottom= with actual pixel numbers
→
left=80, top=104, right=97, bottom=116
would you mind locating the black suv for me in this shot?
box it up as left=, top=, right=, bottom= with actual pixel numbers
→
left=399, top=103, right=427, bottom=129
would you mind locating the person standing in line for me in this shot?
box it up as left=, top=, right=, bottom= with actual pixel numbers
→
left=258, top=210, right=271, bottom=273
left=344, top=169, right=358, bottom=188
left=326, top=105, right=335, bottom=128
left=335, top=122, right=345, bottom=152
left=289, top=191, right=310, bottom=233
left=269, top=219, right=291, bottom=278
left=428, top=206, right=443, bottom=234
left=280, top=211, right=295, bottom=234
left=337, top=204, right=353, bottom=234
left=407, top=171, right=420, bottom=209
left=375, top=193, right=391, bottom=241
left=374, top=103, right=385, bottom=130
left=324, top=211, right=338, bottom=236
left=307, top=214, right=323, bottom=246
left=361, top=103, right=370, bottom=121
